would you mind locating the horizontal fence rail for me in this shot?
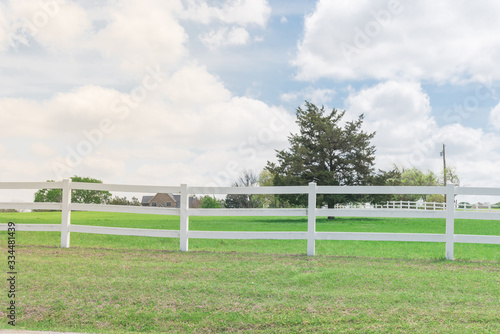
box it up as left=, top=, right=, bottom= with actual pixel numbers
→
left=334, top=200, right=447, bottom=211
left=0, top=180, right=499, bottom=260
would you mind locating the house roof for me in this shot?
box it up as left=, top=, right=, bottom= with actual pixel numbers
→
left=141, top=193, right=198, bottom=207
left=141, top=195, right=154, bottom=204
left=172, top=194, right=197, bottom=205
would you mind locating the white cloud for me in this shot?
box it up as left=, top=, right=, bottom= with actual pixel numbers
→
left=182, top=0, right=271, bottom=27
left=8, top=0, right=92, bottom=50
left=0, top=85, right=138, bottom=142
left=111, top=147, right=196, bottom=162
left=279, top=92, right=298, bottom=103
left=436, top=124, right=500, bottom=161
left=346, top=81, right=431, bottom=121
left=163, top=65, right=230, bottom=105
left=80, top=156, right=127, bottom=180
left=200, top=26, right=250, bottom=49
left=345, top=81, right=500, bottom=189
left=0, top=97, right=51, bottom=137
left=48, top=85, right=125, bottom=133
left=0, top=61, right=295, bottom=185
left=280, top=87, right=335, bottom=105
left=31, top=142, right=56, bottom=157
left=436, top=124, right=500, bottom=187
left=0, top=85, right=127, bottom=140
left=0, top=3, right=11, bottom=51
left=295, top=0, right=500, bottom=83
left=345, top=81, right=437, bottom=166
left=183, top=0, right=269, bottom=50
left=0, top=158, right=53, bottom=180
left=0, top=64, right=278, bottom=150
left=280, top=16, right=288, bottom=24
left=90, top=0, right=187, bottom=73
left=131, top=95, right=294, bottom=151
left=2, top=0, right=186, bottom=75
left=489, top=103, right=500, bottom=130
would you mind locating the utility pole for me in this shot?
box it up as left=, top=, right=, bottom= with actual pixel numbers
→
left=441, top=144, right=447, bottom=203
left=442, top=143, right=447, bottom=186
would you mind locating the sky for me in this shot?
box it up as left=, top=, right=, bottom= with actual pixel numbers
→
left=1, top=0, right=500, bottom=203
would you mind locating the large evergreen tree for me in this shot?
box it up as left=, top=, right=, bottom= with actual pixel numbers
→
left=266, top=101, right=376, bottom=207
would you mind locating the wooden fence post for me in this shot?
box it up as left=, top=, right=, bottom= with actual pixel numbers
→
left=307, top=182, right=317, bottom=256
left=445, top=183, right=456, bottom=260
left=180, top=183, right=189, bottom=252
left=61, top=178, right=71, bottom=248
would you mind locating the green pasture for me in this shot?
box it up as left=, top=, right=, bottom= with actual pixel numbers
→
left=0, top=211, right=499, bottom=261
left=0, top=212, right=498, bottom=333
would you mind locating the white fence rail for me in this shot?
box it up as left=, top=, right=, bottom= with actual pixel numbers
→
left=334, top=200, right=500, bottom=211
left=334, top=201, right=447, bottom=210
left=0, top=180, right=499, bottom=260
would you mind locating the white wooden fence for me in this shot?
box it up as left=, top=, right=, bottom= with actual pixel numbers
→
left=334, top=201, right=447, bottom=210
left=335, top=200, right=500, bottom=211
left=1, top=180, right=499, bottom=260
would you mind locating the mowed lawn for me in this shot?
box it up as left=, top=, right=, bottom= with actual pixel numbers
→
left=1, top=211, right=499, bottom=261
left=0, top=212, right=499, bottom=333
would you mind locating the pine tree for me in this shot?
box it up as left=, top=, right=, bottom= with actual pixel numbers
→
left=267, top=101, right=376, bottom=207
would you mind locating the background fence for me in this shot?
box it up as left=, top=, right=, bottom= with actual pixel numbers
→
left=1, top=180, right=499, bottom=260
left=334, top=201, right=447, bottom=210
left=334, top=200, right=499, bottom=211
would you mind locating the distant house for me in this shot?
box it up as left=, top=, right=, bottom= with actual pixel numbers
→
left=141, top=193, right=201, bottom=208
left=141, top=196, right=154, bottom=206
left=150, top=193, right=177, bottom=207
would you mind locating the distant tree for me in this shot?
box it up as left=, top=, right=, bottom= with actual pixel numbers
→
left=34, top=176, right=111, bottom=205
left=267, top=101, right=376, bottom=207
left=34, top=181, right=63, bottom=203
left=458, top=201, right=472, bottom=209
left=384, top=165, right=461, bottom=202
left=108, top=196, right=141, bottom=206
left=393, top=166, right=439, bottom=201
left=130, top=196, right=141, bottom=206
left=225, top=170, right=264, bottom=208
left=71, top=176, right=112, bottom=204
left=439, top=166, right=460, bottom=186
left=200, top=196, right=223, bottom=208
left=399, top=167, right=438, bottom=187
left=426, top=194, right=445, bottom=203
left=129, top=196, right=142, bottom=206
left=108, top=196, right=128, bottom=205
left=0, top=209, right=18, bottom=213
left=367, top=167, right=402, bottom=204
left=253, top=170, right=276, bottom=208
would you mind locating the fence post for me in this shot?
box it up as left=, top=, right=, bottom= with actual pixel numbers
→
left=307, top=182, right=317, bottom=256
left=179, top=183, right=189, bottom=252
left=445, top=184, right=455, bottom=260
left=61, top=178, right=71, bottom=248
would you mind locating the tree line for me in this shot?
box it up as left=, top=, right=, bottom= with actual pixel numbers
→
left=31, top=101, right=467, bottom=210
left=33, top=176, right=140, bottom=209
left=209, top=101, right=461, bottom=208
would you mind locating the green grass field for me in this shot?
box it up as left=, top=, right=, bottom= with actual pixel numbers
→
left=0, top=212, right=499, bottom=333
left=1, top=211, right=499, bottom=261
